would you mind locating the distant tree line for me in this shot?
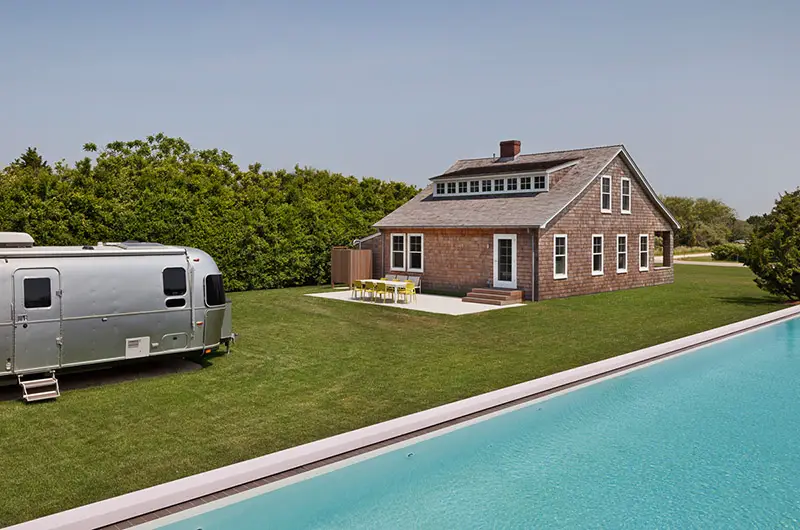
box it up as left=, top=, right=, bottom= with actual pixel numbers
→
left=660, top=196, right=753, bottom=247
left=0, top=135, right=418, bottom=291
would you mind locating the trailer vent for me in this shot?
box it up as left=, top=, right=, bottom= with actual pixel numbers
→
left=0, top=232, right=34, bottom=248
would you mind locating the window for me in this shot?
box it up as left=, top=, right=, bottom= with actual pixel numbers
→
left=205, top=274, right=226, bottom=306
left=408, top=234, right=424, bottom=272
left=601, top=175, right=611, bottom=212
left=533, top=175, right=547, bottom=190
left=24, top=278, right=51, bottom=309
left=447, top=182, right=456, bottom=194
left=553, top=235, right=568, bottom=279
left=482, top=179, right=492, bottom=192
left=592, top=235, right=604, bottom=276
left=621, top=177, right=631, bottom=213
left=617, top=235, right=628, bottom=273
left=507, top=177, right=518, bottom=191
left=166, top=298, right=186, bottom=308
left=162, top=267, right=187, bottom=296
left=436, top=182, right=445, bottom=195
left=458, top=181, right=468, bottom=194
left=494, top=179, right=504, bottom=192
left=391, top=234, right=405, bottom=270
left=520, top=177, right=531, bottom=190
left=639, top=234, right=649, bottom=271
left=470, top=180, right=480, bottom=193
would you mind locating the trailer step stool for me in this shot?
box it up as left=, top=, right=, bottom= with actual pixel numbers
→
left=18, top=371, right=61, bottom=402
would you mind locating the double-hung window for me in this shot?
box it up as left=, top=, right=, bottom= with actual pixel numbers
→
left=601, top=175, right=612, bottom=212
left=470, top=181, right=480, bottom=193
left=458, top=181, right=468, bottom=194
left=494, top=179, right=504, bottom=192
left=592, top=235, right=604, bottom=276
left=639, top=234, right=649, bottom=271
left=617, top=234, right=628, bottom=273
left=507, top=177, right=518, bottom=191
left=391, top=234, right=405, bottom=270
left=482, top=179, right=492, bottom=192
left=436, top=182, right=445, bottom=195
left=553, top=235, right=568, bottom=279
left=408, top=234, right=424, bottom=272
left=520, top=177, right=531, bottom=190
left=447, top=182, right=456, bottom=194
left=533, top=175, right=547, bottom=190
left=621, top=177, right=631, bottom=213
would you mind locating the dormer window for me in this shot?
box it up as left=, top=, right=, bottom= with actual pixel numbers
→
left=434, top=173, right=550, bottom=197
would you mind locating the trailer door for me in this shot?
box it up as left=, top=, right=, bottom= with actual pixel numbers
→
left=13, top=268, right=62, bottom=372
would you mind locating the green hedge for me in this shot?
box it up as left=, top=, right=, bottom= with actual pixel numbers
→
left=0, top=136, right=418, bottom=291
left=710, top=243, right=746, bottom=262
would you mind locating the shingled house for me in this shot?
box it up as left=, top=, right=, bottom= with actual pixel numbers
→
left=359, top=141, right=679, bottom=303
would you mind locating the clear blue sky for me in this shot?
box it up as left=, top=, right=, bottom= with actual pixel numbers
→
left=2, top=0, right=798, bottom=217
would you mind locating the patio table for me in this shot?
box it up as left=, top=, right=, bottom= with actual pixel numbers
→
left=360, top=279, right=408, bottom=303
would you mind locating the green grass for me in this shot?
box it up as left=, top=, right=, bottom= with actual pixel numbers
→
left=655, top=245, right=708, bottom=256
left=0, top=265, right=786, bottom=526
left=681, top=255, right=714, bottom=262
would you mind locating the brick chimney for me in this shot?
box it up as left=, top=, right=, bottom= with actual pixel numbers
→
left=499, top=140, right=521, bottom=158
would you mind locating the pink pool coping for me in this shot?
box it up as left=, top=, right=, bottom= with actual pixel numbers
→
left=8, top=304, right=800, bottom=530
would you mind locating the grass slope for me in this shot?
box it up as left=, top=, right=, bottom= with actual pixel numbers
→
left=0, top=265, right=785, bottom=526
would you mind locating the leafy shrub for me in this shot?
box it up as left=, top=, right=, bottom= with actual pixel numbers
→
left=711, top=243, right=746, bottom=262
left=744, top=189, right=800, bottom=300
left=0, top=136, right=419, bottom=291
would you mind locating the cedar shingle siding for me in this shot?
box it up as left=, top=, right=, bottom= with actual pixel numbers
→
left=372, top=144, right=677, bottom=301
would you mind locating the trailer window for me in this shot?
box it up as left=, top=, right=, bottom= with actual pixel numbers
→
left=24, top=278, right=51, bottom=309
left=205, top=274, right=225, bottom=306
left=163, top=268, right=187, bottom=296
left=165, top=298, right=186, bottom=308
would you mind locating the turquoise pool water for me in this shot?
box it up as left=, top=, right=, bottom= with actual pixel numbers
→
left=161, top=317, right=800, bottom=529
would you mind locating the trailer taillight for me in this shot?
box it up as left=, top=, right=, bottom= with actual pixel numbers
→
left=204, top=348, right=212, bottom=355
left=193, top=258, right=200, bottom=262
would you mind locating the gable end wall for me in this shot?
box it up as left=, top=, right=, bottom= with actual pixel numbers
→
left=538, top=154, right=674, bottom=300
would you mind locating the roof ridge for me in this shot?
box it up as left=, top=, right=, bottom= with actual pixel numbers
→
left=452, top=144, right=623, bottom=163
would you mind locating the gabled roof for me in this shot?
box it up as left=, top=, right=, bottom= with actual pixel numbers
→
left=374, top=144, right=679, bottom=230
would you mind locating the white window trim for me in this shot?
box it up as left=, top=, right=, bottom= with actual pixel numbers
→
left=600, top=175, right=612, bottom=214
left=553, top=234, right=568, bottom=280
left=591, top=234, right=604, bottom=276
left=639, top=233, right=649, bottom=272
left=432, top=172, right=549, bottom=196
left=621, top=177, right=631, bottom=214
left=617, top=234, right=627, bottom=274
left=407, top=233, right=424, bottom=273
left=390, top=233, right=406, bottom=271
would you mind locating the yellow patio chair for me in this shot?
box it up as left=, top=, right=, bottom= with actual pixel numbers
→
left=352, top=280, right=366, bottom=299
left=362, top=280, right=376, bottom=301
left=373, top=282, right=391, bottom=303
left=400, top=280, right=417, bottom=303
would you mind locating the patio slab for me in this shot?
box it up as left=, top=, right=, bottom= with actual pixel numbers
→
left=307, top=290, right=524, bottom=315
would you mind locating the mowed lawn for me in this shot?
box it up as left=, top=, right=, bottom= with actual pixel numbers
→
left=0, top=265, right=786, bottom=526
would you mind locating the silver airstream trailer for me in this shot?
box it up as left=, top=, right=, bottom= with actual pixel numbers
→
left=0, top=232, right=234, bottom=401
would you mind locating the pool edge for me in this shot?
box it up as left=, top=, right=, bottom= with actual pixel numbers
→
left=8, top=305, right=800, bottom=530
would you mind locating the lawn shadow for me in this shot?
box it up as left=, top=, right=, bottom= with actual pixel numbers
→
left=713, top=295, right=785, bottom=306
left=0, top=356, right=203, bottom=402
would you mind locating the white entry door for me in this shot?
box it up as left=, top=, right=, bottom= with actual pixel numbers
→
left=493, top=234, right=517, bottom=289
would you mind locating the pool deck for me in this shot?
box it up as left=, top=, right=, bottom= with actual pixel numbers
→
left=9, top=304, right=800, bottom=530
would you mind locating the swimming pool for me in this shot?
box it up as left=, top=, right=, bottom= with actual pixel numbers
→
left=147, top=316, right=800, bottom=529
